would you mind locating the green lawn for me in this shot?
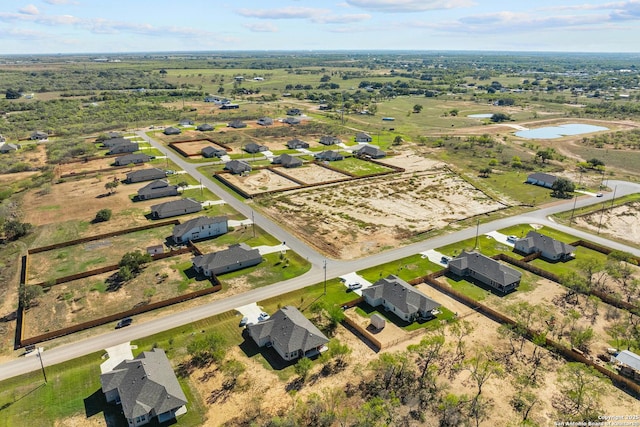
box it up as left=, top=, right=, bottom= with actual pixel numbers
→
left=358, top=254, right=444, bottom=284
left=442, top=275, right=490, bottom=301
left=529, top=246, right=608, bottom=276
left=181, top=187, right=219, bottom=203
left=497, top=224, right=580, bottom=244
left=354, top=303, right=456, bottom=332
left=325, top=157, right=394, bottom=177
left=437, top=234, right=515, bottom=258
left=216, top=251, right=311, bottom=289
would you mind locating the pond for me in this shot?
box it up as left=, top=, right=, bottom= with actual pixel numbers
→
left=467, top=113, right=494, bottom=118
left=515, top=123, right=608, bottom=139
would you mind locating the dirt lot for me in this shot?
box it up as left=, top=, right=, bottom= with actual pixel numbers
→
left=257, top=157, right=505, bottom=259
left=171, top=139, right=227, bottom=158
left=55, top=156, right=119, bottom=177
left=22, top=252, right=208, bottom=337
left=22, top=173, right=181, bottom=228
left=224, top=169, right=300, bottom=193
left=276, top=163, right=350, bottom=184
left=574, top=202, right=640, bottom=246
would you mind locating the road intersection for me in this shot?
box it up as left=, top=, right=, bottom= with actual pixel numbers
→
left=1, top=132, right=638, bottom=382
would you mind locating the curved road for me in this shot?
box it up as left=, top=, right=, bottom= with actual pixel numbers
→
left=1, top=132, right=638, bottom=382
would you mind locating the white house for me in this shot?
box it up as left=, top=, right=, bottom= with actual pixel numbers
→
left=172, top=216, right=228, bottom=244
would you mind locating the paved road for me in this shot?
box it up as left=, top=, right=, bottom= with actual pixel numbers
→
left=1, top=134, right=638, bottom=382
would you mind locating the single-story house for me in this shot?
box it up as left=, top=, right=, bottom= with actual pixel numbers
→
left=362, top=275, right=441, bottom=322
left=355, top=132, right=372, bottom=143
left=201, top=146, right=227, bottom=158
left=355, top=145, right=386, bottom=159
left=179, top=119, right=194, bottom=126
left=107, top=142, right=139, bottom=155
left=105, top=132, right=123, bottom=140
left=315, top=150, right=344, bottom=162
left=172, top=216, right=228, bottom=244
left=448, top=250, right=521, bottom=293
left=257, top=117, right=274, bottom=126
left=526, top=172, right=557, bottom=188
left=272, top=153, right=303, bottom=168
left=611, top=350, right=640, bottom=381
left=286, top=139, right=309, bottom=149
left=282, top=117, right=301, bottom=125
left=126, top=168, right=166, bottom=183
left=287, top=108, right=302, bottom=116
left=244, top=143, right=268, bottom=154
left=227, top=120, right=247, bottom=129
left=204, top=96, right=219, bottom=103
left=192, top=243, right=262, bottom=276
left=102, top=137, right=130, bottom=148
left=150, top=198, right=202, bottom=219
left=100, top=348, right=187, bottom=427
left=163, top=127, right=181, bottom=135
left=514, top=231, right=576, bottom=261
left=137, top=180, right=179, bottom=201
left=196, top=123, right=214, bottom=131
left=114, top=153, right=151, bottom=166
left=220, top=103, right=239, bottom=110
left=224, top=160, right=252, bottom=175
left=0, top=135, right=5, bottom=143
left=0, top=143, right=20, bottom=153
left=31, top=131, right=48, bottom=140
left=320, top=135, right=341, bottom=146
left=247, top=306, right=329, bottom=361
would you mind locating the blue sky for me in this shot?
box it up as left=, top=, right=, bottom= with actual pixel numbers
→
left=1, top=0, right=640, bottom=54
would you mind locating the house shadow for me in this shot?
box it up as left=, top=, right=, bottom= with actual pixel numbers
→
left=84, top=389, right=177, bottom=427
left=238, top=329, right=298, bottom=371
left=444, top=272, right=516, bottom=297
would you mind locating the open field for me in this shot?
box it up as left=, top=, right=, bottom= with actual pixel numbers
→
left=323, top=157, right=395, bottom=176
left=55, top=156, right=119, bottom=176
left=573, top=201, right=640, bottom=247
left=279, top=163, right=350, bottom=184
left=223, top=169, right=299, bottom=193
left=257, top=159, right=505, bottom=259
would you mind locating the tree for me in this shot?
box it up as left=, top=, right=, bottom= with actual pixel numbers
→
left=408, top=332, right=446, bottom=387
left=536, top=148, right=554, bottom=163
left=479, top=167, right=492, bottom=178
left=19, top=283, right=43, bottom=309
left=105, top=180, right=119, bottom=195
left=94, top=208, right=112, bottom=223
left=6, top=89, right=21, bottom=99
left=465, top=347, right=504, bottom=398
left=412, top=104, right=423, bottom=113
left=392, top=135, right=403, bottom=146
left=294, top=357, right=313, bottom=382
left=555, top=362, right=609, bottom=420
left=187, top=331, right=228, bottom=367
left=367, top=103, right=377, bottom=115
left=3, top=220, right=33, bottom=241
left=490, top=113, right=510, bottom=122
left=551, top=177, right=575, bottom=198
left=118, top=250, right=152, bottom=281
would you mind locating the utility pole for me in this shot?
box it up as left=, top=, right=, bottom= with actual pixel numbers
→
left=474, top=219, right=480, bottom=250
left=610, top=185, right=617, bottom=209
left=569, top=193, right=579, bottom=224
left=597, top=201, right=607, bottom=234
left=323, top=259, right=327, bottom=295
left=251, top=210, right=255, bottom=238
left=36, top=347, right=47, bottom=384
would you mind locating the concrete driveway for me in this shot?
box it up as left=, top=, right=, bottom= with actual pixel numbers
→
left=484, top=231, right=515, bottom=247
left=338, top=272, right=373, bottom=296
left=100, top=342, right=134, bottom=374
left=235, top=303, right=266, bottom=325
left=420, top=249, right=449, bottom=265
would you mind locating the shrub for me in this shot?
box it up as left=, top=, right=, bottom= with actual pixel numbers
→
left=94, top=208, right=112, bottom=222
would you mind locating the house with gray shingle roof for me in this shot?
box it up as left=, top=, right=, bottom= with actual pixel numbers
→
left=319, top=135, right=341, bottom=146
left=355, top=132, right=372, bottom=143
left=315, top=150, right=343, bottom=162
left=0, top=143, right=20, bottom=153
left=201, top=146, right=227, bottom=158
left=172, top=216, right=228, bottom=244
left=448, top=250, right=521, bottom=293
left=282, top=116, right=301, bottom=125
left=286, top=139, right=309, bottom=149
left=31, top=131, right=48, bottom=140
left=126, top=168, right=166, bottom=183
left=114, top=153, right=151, bottom=166
left=272, top=153, right=302, bottom=168
left=227, top=120, right=247, bottom=129
left=107, top=141, right=139, bottom=155
left=224, top=160, right=252, bottom=175
left=526, top=172, right=557, bottom=188
left=514, top=231, right=576, bottom=261
left=244, top=143, right=268, bottom=154
left=150, top=198, right=201, bottom=219
left=163, top=127, right=181, bottom=135
left=192, top=243, right=262, bottom=276
left=247, top=306, right=329, bottom=361
left=196, top=123, right=214, bottom=131
left=102, top=137, right=130, bottom=148
left=137, top=180, right=179, bottom=201
left=257, top=117, right=274, bottom=126
left=362, top=275, right=440, bottom=322
left=100, top=348, right=187, bottom=427
left=355, top=145, right=386, bottom=159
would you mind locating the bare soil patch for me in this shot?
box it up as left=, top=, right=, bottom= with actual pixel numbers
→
left=171, top=139, right=227, bottom=157
left=224, top=169, right=300, bottom=193
left=22, top=175, right=181, bottom=227
left=0, top=170, right=39, bottom=184
left=281, top=163, right=350, bottom=184
left=55, top=157, right=118, bottom=176
left=574, top=202, right=640, bottom=246
left=257, top=166, right=505, bottom=259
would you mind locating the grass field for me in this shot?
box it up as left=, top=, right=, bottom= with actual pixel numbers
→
left=325, top=157, right=394, bottom=176
left=358, top=254, right=444, bottom=284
